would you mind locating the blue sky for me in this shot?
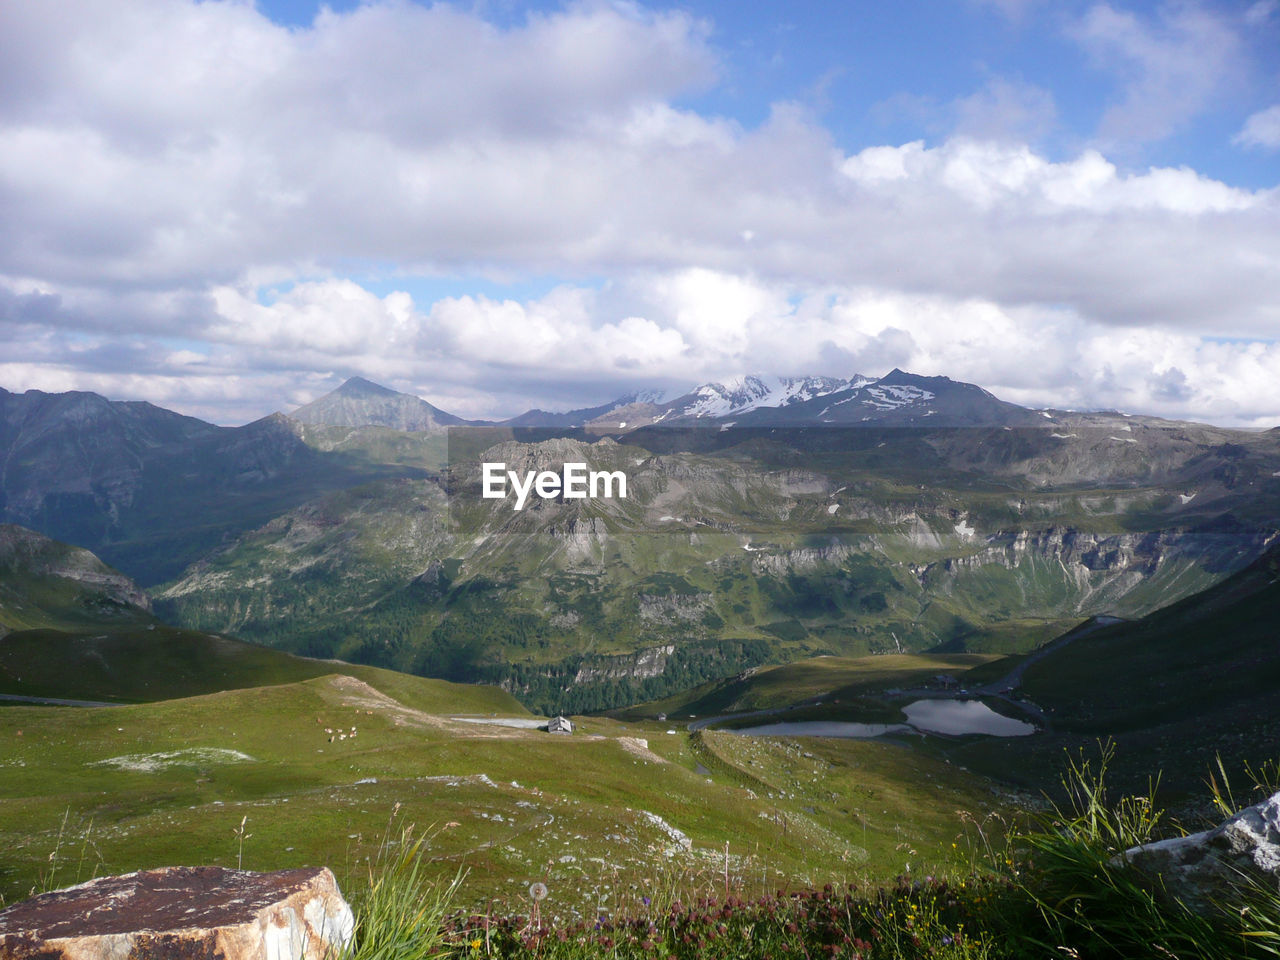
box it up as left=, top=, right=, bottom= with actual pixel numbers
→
left=0, top=0, right=1277, bottom=424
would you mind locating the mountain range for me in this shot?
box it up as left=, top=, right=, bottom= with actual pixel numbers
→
left=3, top=372, right=1279, bottom=713
left=283, top=369, right=1039, bottom=431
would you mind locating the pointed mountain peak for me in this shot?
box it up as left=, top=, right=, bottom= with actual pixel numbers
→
left=333, top=376, right=399, bottom=398
left=290, top=378, right=468, bottom=431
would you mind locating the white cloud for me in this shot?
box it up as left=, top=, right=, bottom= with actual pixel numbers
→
left=1070, top=3, right=1243, bottom=147
left=0, top=1, right=1277, bottom=427
left=1, top=253, right=1278, bottom=429
left=953, top=77, right=1058, bottom=144
left=1235, top=105, right=1280, bottom=149
left=1244, top=1, right=1278, bottom=25
left=840, top=139, right=1256, bottom=214
left=10, top=270, right=1280, bottom=427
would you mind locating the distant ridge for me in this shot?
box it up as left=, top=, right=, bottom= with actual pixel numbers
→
left=501, top=390, right=664, bottom=428
left=290, top=376, right=472, bottom=431
left=272, top=370, right=1133, bottom=432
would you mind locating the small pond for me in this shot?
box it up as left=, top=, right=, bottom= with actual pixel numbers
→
left=902, top=699, right=1034, bottom=737
left=727, top=698, right=1035, bottom=739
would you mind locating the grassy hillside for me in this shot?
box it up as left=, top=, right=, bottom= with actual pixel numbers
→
left=0, top=624, right=525, bottom=712
left=1017, top=543, right=1280, bottom=731
left=0, top=524, right=153, bottom=636
left=952, top=544, right=1280, bottom=801
left=617, top=652, right=1000, bottom=719
left=0, top=672, right=1012, bottom=915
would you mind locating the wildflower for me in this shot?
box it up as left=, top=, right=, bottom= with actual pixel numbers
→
left=469, top=937, right=482, bottom=952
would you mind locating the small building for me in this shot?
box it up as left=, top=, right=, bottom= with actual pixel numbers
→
left=657, top=713, right=667, bottom=722
left=547, top=715, right=574, bottom=735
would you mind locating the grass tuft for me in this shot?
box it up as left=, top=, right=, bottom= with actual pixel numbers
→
left=341, top=809, right=465, bottom=960
left=1000, top=741, right=1279, bottom=959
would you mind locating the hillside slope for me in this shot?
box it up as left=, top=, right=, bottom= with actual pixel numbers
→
left=1019, top=539, right=1280, bottom=733
left=0, top=524, right=152, bottom=635
left=0, top=523, right=521, bottom=713
left=954, top=540, right=1280, bottom=798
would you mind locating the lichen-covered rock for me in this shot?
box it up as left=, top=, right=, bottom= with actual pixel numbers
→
left=0, top=865, right=354, bottom=960
left=1121, top=791, right=1280, bottom=910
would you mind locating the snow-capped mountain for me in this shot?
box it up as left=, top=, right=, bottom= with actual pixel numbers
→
left=732, top=369, right=1040, bottom=428
left=663, top=374, right=872, bottom=420
left=284, top=370, right=1040, bottom=433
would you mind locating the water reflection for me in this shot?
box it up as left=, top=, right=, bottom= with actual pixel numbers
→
left=728, top=698, right=1035, bottom=739
left=902, top=699, right=1034, bottom=736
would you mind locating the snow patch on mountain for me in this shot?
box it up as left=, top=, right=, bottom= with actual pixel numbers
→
left=675, top=375, right=869, bottom=418
left=862, top=384, right=935, bottom=410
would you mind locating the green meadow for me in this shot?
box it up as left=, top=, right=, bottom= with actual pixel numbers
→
left=0, top=658, right=1012, bottom=918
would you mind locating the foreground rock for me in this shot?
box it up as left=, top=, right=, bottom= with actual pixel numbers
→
left=1122, top=791, right=1280, bottom=910
left=0, top=865, right=354, bottom=960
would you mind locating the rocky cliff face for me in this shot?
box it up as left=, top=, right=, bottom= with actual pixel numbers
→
left=574, top=645, right=676, bottom=684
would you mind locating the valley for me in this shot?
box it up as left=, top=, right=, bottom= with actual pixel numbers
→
left=3, top=372, right=1280, bottom=923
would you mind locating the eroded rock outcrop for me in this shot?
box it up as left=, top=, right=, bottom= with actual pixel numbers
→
left=0, top=865, right=353, bottom=960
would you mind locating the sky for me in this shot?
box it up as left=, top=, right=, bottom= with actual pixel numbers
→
left=0, top=0, right=1277, bottom=426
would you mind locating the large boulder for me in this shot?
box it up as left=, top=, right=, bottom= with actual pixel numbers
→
left=0, top=865, right=354, bottom=960
left=1121, top=791, right=1280, bottom=910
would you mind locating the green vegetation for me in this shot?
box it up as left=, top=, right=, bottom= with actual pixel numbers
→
left=953, top=544, right=1280, bottom=799
left=345, top=817, right=463, bottom=960
left=617, top=652, right=998, bottom=720
left=0, top=524, right=153, bottom=636
left=0, top=625, right=525, bottom=711
left=150, top=425, right=1273, bottom=712
left=331, top=745, right=1280, bottom=960
left=0, top=664, right=1009, bottom=911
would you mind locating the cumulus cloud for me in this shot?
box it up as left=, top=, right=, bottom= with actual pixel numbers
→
left=10, top=268, right=1280, bottom=428
left=953, top=77, right=1058, bottom=144
left=1070, top=3, right=1243, bottom=147
left=0, top=0, right=1277, bottom=427
left=1235, top=105, right=1280, bottom=149
left=2, top=255, right=1278, bottom=428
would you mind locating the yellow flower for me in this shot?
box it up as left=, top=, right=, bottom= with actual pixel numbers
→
left=470, top=938, right=482, bottom=951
